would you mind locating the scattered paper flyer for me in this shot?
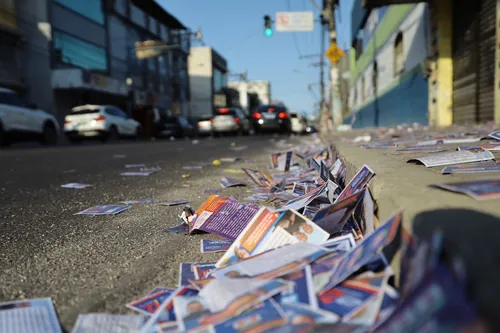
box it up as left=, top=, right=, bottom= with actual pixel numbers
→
left=61, top=183, right=92, bottom=189
left=0, top=298, right=62, bottom=333
left=200, top=239, right=233, bottom=253
left=190, top=196, right=260, bottom=240
left=432, top=179, right=500, bottom=200
left=75, top=205, right=131, bottom=215
left=219, top=157, right=239, bottom=163
left=125, top=164, right=147, bottom=168
left=335, top=165, right=375, bottom=202
left=271, top=151, right=293, bottom=171
left=408, top=148, right=494, bottom=167
left=71, top=314, right=147, bottom=333
left=203, top=189, right=221, bottom=195
left=127, top=289, right=176, bottom=315
left=229, top=145, right=248, bottom=151
left=215, top=208, right=329, bottom=268
left=165, top=223, right=189, bottom=234
left=120, top=172, right=154, bottom=177
left=441, top=162, right=500, bottom=174
left=120, top=199, right=156, bottom=204
left=113, top=154, right=126, bottom=158
left=242, top=168, right=273, bottom=187
left=182, top=166, right=203, bottom=170
left=158, top=200, right=190, bottom=206
left=220, top=176, right=247, bottom=188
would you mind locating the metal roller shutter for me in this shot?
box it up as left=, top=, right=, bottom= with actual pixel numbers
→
left=452, top=0, right=496, bottom=124
left=477, top=0, right=496, bottom=122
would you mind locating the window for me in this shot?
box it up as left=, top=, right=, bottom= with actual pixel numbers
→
left=110, top=57, right=127, bottom=82
left=213, top=68, right=226, bottom=92
left=0, top=92, right=28, bottom=107
left=160, top=25, right=169, bottom=41
left=108, top=16, right=127, bottom=61
left=130, top=4, right=146, bottom=28
left=149, top=17, right=158, bottom=35
left=394, top=32, right=404, bottom=77
left=53, top=0, right=104, bottom=24
left=53, top=31, right=107, bottom=71
left=114, top=0, right=127, bottom=16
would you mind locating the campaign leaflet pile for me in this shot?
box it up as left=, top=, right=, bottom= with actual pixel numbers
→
left=0, top=135, right=484, bottom=333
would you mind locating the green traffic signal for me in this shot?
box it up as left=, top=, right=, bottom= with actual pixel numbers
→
left=264, top=28, right=273, bottom=37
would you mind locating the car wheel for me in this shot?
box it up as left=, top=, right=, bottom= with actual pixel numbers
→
left=41, top=122, right=58, bottom=145
left=0, top=123, right=10, bottom=147
left=134, top=126, right=143, bottom=140
left=102, top=126, right=119, bottom=143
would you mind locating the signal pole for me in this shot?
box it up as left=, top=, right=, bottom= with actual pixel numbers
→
left=319, top=16, right=326, bottom=135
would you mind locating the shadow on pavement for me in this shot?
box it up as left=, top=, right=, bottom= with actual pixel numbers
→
left=413, top=209, right=500, bottom=332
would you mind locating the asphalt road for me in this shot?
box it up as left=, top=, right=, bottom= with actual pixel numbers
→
left=0, top=135, right=299, bottom=331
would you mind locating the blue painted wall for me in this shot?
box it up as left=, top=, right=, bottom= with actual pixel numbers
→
left=345, top=67, right=428, bottom=128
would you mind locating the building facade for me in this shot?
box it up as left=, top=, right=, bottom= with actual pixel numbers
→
left=344, top=0, right=499, bottom=128
left=0, top=0, right=53, bottom=112
left=345, top=3, right=430, bottom=128
left=0, top=0, right=190, bottom=134
left=188, top=46, right=228, bottom=119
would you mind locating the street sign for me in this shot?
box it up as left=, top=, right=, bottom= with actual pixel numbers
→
left=275, top=11, right=314, bottom=32
left=325, top=43, right=344, bottom=64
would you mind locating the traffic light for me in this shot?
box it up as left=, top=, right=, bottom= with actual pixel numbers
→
left=264, top=15, right=272, bottom=37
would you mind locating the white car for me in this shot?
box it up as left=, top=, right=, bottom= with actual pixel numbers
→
left=0, top=87, right=60, bottom=147
left=290, top=113, right=306, bottom=134
left=64, top=105, right=142, bottom=143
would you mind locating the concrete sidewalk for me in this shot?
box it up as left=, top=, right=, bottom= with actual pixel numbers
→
left=330, top=138, right=500, bottom=228
left=327, top=134, right=500, bottom=331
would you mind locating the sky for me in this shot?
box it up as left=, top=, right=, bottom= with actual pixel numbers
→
left=159, top=0, right=353, bottom=118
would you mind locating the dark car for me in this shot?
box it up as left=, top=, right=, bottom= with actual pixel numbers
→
left=251, top=105, right=292, bottom=134
left=155, top=115, right=197, bottom=138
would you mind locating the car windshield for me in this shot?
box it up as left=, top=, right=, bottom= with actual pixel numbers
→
left=290, top=114, right=298, bottom=118
left=70, top=108, right=100, bottom=115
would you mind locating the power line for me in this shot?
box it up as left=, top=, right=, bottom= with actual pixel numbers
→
left=286, top=0, right=302, bottom=58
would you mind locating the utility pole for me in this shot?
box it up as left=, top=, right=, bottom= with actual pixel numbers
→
left=319, top=14, right=326, bottom=135
left=324, top=0, right=343, bottom=130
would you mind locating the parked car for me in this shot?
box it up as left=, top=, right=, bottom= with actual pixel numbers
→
left=290, top=113, right=306, bottom=134
left=305, top=125, right=318, bottom=134
left=156, top=115, right=197, bottom=138
left=0, top=87, right=60, bottom=147
left=212, top=107, right=251, bottom=136
left=196, top=115, right=213, bottom=136
left=64, top=105, right=141, bottom=143
left=251, top=105, right=292, bottom=135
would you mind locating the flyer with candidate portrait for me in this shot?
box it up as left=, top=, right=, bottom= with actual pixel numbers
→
left=215, top=208, right=329, bottom=268
left=335, top=165, right=375, bottom=203
left=432, top=179, right=500, bottom=200
left=242, top=168, right=273, bottom=187
left=127, top=289, right=175, bottom=315
left=278, top=266, right=318, bottom=308
left=317, top=210, right=402, bottom=293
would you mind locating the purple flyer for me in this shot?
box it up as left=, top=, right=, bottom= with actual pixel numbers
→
left=200, top=239, right=233, bottom=253
left=220, top=176, right=247, bottom=189
left=198, top=198, right=260, bottom=240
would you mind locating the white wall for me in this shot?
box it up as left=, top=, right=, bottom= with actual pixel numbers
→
left=349, top=4, right=429, bottom=112
left=188, top=47, right=213, bottom=117
left=247, top=81, right=271, bottom=105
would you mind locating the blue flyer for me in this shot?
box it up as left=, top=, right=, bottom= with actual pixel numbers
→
left=200, top=239, right=233, bottom=253
left=212, top=299, right=287, bottom=333
left=178, top=262, right=214, bottom=287
left=318, top=280, right=379, bottom=318
left=279, top=266, right=318, bottom=308
left=75, top=205, right=131, bottom=215
left=318, top=210, right=402, bottom=293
